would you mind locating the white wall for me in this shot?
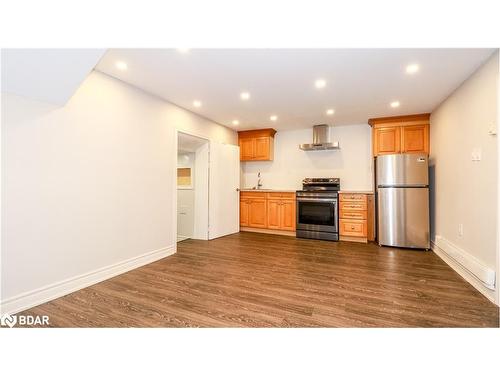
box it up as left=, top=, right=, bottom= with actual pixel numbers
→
left=177, top=152, right=195, bottom=240
left=1, top=70, right=236, bottom=311
left=430, top=51, right=498, bottom=303
left=241, top=125, right=373, bottom=191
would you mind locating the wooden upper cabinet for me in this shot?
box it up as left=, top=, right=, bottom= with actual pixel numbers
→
left=369, top=113, right=430, bottom=156
left=373, top=126, right=401, bottom=155
left=239, top=138, right=254, bottom=160
left=238, top=129, right=276, bottom=161
left=401, top=124, right=429, bottom=154
left=254, top=137, right=270, bottom=160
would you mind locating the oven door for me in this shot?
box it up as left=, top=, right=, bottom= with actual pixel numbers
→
left=296, top=197, right=337, bottom=233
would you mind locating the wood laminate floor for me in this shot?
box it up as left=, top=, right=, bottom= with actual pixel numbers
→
left=22, top=232, right=499, bottom=327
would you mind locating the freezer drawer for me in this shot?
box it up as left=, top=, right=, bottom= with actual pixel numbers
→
left=377, top=187, right=430, bottom=249
left=376, top=153, right=428, bottom=187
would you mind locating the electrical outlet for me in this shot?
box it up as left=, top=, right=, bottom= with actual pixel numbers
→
left=458, top=223, right=463, bottom=237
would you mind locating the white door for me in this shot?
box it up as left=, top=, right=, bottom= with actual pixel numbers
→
left=209, top=142, right=240, bottom=239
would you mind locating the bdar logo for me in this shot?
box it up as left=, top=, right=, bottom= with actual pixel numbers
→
left=1, top=313, right=17, bottom=328
left=1, top=313, right=49, bottom=327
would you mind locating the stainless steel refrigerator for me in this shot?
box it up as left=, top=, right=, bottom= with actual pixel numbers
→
left=376, top=153, right=430, bottom=249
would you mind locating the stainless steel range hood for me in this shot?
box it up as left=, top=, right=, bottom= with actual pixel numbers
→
left=299, top=124, right=340, bottom=151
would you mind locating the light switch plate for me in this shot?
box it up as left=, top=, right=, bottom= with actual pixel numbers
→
left=471, top=148, right=482, bottom=161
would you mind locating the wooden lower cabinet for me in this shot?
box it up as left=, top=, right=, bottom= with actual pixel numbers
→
left=280, top=200, right=296, bottom=231
left=240, top=198, right=250, bottom=227
left=340, top=219, right=367, bottom=237
left=248, top=198, right=267, bottom=228
left=240, top=192, right=295, bottom=234
left=366, top=195, right=375, bottom=242
left=267, top=199, right=281, bottom=229
left=339, top=192, right=375, bottom=243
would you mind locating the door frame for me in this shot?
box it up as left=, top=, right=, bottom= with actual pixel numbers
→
left=174, top=129, right=210, bottom=246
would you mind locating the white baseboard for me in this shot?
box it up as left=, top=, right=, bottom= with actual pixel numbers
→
left=431, top=236, right=497, bottom=304
left=177, top=235, right=190, bottom=242
left=0, top=244, right=176, bottom=315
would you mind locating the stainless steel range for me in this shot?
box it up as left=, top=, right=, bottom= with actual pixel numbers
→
left=296, top=178, right=340, bottom=241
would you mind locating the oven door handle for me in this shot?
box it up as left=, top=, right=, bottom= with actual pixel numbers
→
left=296, top=198, right=337, bottom=203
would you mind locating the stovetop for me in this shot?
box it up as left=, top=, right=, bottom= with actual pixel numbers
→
left=299, top=177, right=340, bottom=192
left=302, top=177, right=340, bottom=185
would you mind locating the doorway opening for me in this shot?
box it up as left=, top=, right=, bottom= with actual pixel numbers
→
left=177, top=132, right=209, bottom=242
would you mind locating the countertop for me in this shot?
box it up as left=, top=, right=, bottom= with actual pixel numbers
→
left=240, top=189, right=374, bottom=194
left=339, top=190, right=374, bottom=194
left=240, top=189, right=297, bottom=193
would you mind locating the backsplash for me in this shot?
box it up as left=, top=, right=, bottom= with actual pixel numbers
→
left=241, top=124, right=373, bottom=191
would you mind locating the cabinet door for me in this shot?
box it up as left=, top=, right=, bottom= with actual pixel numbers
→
left=280, top=200, right=296, bottom=231
left=373, top=127, right=401, bottom=156
left=253, top=137, right=270, bottom=160
left=248, top=198, right=267, bottom=228
left=239, top=138, right=255, bottom=161
left=240, top=199, right=249, bottom=227
left=267, top=199, right=281, bottom=229
left=401, top=124, right=429, bottom=154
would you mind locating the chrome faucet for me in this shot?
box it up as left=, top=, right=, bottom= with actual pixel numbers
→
left=257, top=172, right=263, bottom=189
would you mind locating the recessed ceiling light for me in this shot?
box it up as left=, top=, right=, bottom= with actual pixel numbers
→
left=240, top=92, right=250, bottom=100
left=115, top=61, right=128, bottom=71
left=193, top=100, right=202, bottom=108
left=315, top=79, right=327, bottom=89
left=390, top=101, right=400, bottom=108
left=270, top=115, right=278, bottom=122
left=232, top=120, right=240, bottom=126
left=177, top=48, right=190, bottom=53
left=326, top=109, right=335, bottom=115
left=406, top=64, right=420, bottom=74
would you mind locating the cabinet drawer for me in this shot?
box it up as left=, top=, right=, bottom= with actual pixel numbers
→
left=240, top=191, right=267, bottom=199
left=339, top=193, right=367, bottom=203
left=339, top=219, right=367, bottom=237
left=266, top=192, right=295, bottom=200
left=340, top=209, right=367, bottom=220
left=340, top=201, right=367, bottom=211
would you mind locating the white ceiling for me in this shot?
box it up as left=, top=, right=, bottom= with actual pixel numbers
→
left=2, top=49, right=106, bottom=106
left=95, top=48, right=496, bottom=130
